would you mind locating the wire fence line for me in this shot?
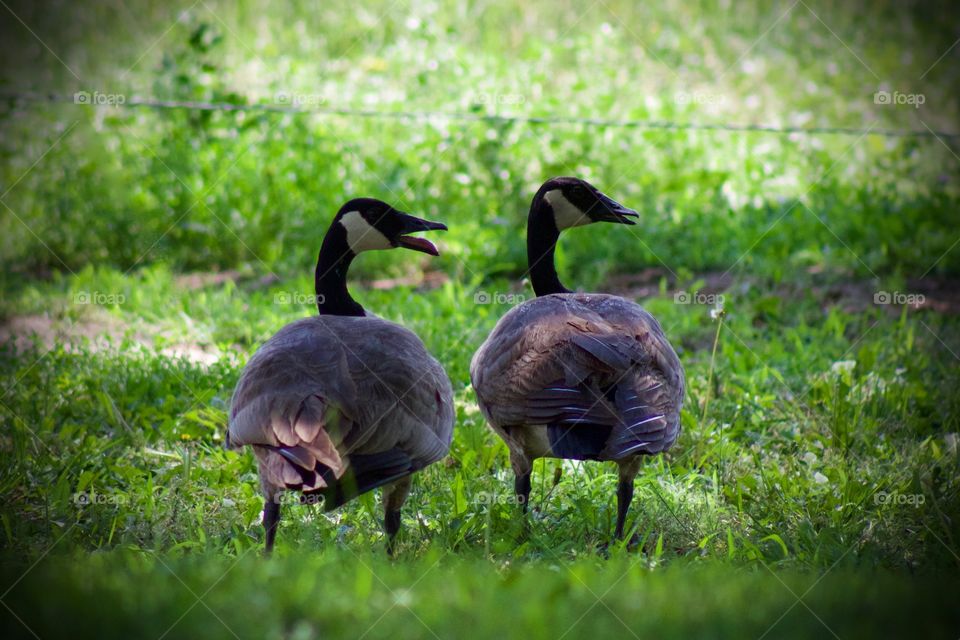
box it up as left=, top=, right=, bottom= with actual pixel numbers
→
left=2, top=90, right=960, bottom=140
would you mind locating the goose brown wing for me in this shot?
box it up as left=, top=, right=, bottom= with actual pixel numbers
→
left=228, top=316, right=454, bottom=492
left=471, top=294, right=684, bottom=459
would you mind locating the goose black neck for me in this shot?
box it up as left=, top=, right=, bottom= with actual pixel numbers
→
left=314, top=223, right=365, bottom=316
left=527, top=199, right=570, bottom=297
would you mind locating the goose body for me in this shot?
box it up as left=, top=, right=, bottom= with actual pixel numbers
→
left=470, top=178, right=684, bottom=540
left=471, top=293, right=682, bottom=461
left=230, top=315, right=453, bottom=504
left=227, top=198, right=453, bottom=552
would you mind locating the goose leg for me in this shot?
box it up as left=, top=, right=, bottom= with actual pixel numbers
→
left=614, top=459, right=642, bottom=541
left=515, top=473, right=532, bottom=513
left=511, top=451, right=533, bottom=513
left=383, top=475, right=412, bottom=556
left=263, top=492, right=281, bottom=554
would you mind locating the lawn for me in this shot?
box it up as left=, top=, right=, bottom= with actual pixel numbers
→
left=1, top=0, right=959, bottom=638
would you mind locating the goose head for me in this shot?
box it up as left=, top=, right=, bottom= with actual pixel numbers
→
left=534, top=177, right=638, bottom=232
left=316, top=198, right=447, bottom=316
left=526, top=178, right=638, bottom=297
left=334, top=198, right=448, bottom=256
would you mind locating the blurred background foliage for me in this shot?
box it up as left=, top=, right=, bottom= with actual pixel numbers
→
left=1, top=0, right=958, bottom=287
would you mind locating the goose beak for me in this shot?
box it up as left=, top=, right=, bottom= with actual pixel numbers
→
left=592, top=193, right=639, bottom=225
left=394, top=213, right=448, bottom=256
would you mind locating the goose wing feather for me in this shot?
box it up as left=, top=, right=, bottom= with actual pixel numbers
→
left=471, top=293, right=684, bottom=459
left=229, top=316, right=454, bottom=491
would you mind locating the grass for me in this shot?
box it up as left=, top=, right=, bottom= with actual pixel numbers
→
left=3, top=554, right=959, bottom=639
left=1, top=0, right=959, bottom=637
left=2, top=268, right=958, bottom=638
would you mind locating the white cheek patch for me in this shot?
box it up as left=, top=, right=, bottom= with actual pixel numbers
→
left=340, top=210, right=393, bottom=253
left=544, top=189, right=591, bottom=230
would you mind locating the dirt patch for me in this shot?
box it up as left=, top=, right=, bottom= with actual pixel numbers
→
left=172, top=268, right=448, bottom=293
left=368, top=270, right=450, bottom=290
left=0, top=310, right=223, bottom=365
left=0, top=268, right=450, bottom=366
left=603, top=269, right=960, bottom=315
left=605, top=269, right=732, bottom=300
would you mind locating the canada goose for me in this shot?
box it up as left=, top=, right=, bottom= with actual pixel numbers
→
left=470, top=177, right=684, bottom=541
left=227, top=198, right=454, bottom=553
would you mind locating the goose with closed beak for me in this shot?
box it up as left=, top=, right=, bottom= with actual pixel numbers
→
left=227, top=198, right=454, bottom=553
left=470, top=177, right=685, bottom=542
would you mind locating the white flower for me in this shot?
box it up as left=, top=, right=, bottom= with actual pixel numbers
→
left=830, top=360, right=856, bottom=375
